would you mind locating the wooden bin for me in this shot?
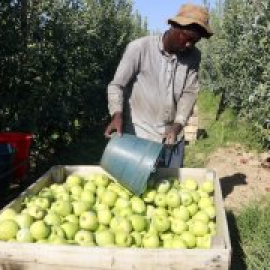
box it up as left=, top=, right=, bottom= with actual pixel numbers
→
left=0, top=166, right=231, bottom=270
left=184, top=105, right=199, bottom=143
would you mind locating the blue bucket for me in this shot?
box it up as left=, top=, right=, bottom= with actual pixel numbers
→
left=100, top=133, right=163, bottom=195
left=0, top=143, right=15, bottom=192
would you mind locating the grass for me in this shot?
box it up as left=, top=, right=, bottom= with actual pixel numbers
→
left=184, top=90, right=263, bottom=167
left=231, top=194, right=270, bottom=270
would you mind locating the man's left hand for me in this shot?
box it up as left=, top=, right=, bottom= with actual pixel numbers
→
left=163, top=123, right=183, bottom=146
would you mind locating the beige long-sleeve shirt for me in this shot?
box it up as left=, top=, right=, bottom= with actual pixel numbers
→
left=108, top=34, right=201, bottom=143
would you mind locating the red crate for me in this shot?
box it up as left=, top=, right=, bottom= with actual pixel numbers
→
left=0, top=132, right=32, bottom=183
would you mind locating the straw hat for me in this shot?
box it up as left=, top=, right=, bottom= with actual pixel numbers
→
left=168, top=3, right=213, bottom=38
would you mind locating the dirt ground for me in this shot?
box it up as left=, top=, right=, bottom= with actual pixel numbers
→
left=206, top=143, right=270, bottom=212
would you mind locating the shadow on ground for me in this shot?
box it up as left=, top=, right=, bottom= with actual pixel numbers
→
left=220, top=173, right=247, bottom=199
left=227, top=211, right=247, bottom=270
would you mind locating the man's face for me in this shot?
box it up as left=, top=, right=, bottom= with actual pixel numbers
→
left=167, top=25, right=201, bottom=53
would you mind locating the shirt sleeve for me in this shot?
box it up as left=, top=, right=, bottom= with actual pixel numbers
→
left=107, top=41, right=141, bottom=116
left=174, top=50, right=201, bottom=126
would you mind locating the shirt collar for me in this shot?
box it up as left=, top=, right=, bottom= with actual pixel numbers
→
left=158, top=32, right=177, bottom=61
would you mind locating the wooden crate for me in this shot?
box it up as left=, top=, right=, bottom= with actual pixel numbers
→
left=0, top=166, right=231, bottom=270
left=184, top=105, right=199, bottom=143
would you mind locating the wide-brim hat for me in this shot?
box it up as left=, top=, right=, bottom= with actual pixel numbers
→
left=168, top=3, right=213, bottom=38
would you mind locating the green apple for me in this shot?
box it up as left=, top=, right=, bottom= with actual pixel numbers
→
left=182, top=178, right=198, bottom=191
left=198, top=197, right=214, bottom=209
left=172, top=206, right=190, bottom=222
left=147, top=222, right=158, bottom=235
left=154, top=207, right=168, bottom=217
left=80, top=190, right=96, bottom=207
left=16, top=228, right=34, bottom=243
left=203, top=205, right=216, bottom=219
left=115, top=197, right=130, bottom=209
left=44, top=211, right=62, bottom=226
left=118, top=207, right=133, bottom=217
left=193, top=211, right=210, bottom=224
left=142, top=189, right=156, bottom=203
left=160, top=232, right=173, bottom=242
left=146, top=205, right=155, bottom=218
left=16, top=213, right=33, bottom=228
left=161, top=233, right=174, bottom=248
left=61, top=222, right=79, bottom=240
left=101, top=190, right=118, bottom=207
left=110, top=216, right=132, bottom=233
left=208, top=221, right=216, bottom=234
left=66, top=174, right=83, bottom=187
left=50, top=237, right=68, bottom=245
left=50, top=184, right=68, bottom=195
left=171, top=236, right=187, bottom=248
left=166, top=188, right=181, bottom=208
left=79, top=211, right=98, bottom=231
left=30, top=220, right=50, bottom=240
left=0, top=208, right=17, bottom=221
left=55, top=191, right=70, bottom=201
left=191, top=220, right=209, bottom=237
left=156, top=179, right=171, bottom=193
left=34, top=197, right=50, bottom=210
left=72, top=201, right=91, bottom=216
left=152, top=215, right=170, bottom=233
left=0, top=219, right=19, bottom=240
left=94, top=174, right=109, bottom=187
left=197, top=189, right=210, bottom=198
left=196, top=234, right=212, bottom=249
left=180, top=231, right=196, bottom=248
left=170, top=218, right=188, bottom=234
left=115, top=231, right=132, bottom=247
left=38, top=188, right=54, bottom=201
left=107, top=182, right=122, bottom=193
left=130, top=197, right=146, bottom=214
left=70, top=185, right=83, bottom=200
left=51, top=200, right=72, bottom=217
left=97, top=224, right=109, bottom=232
left=163, top=238, right=173, bottom=248
left=49, top=225, right=66, bottom=240
left=179, top=192, right=193, bottom=206
left=142, top=233, right=160, bottom=248
left=190, top=191, right=201, bottom=203
left=130, top=215, right=147, bottom=232
left=201, top=180, right=214, bottom=194
left=83, top=181, right=97, bottom=193
left=95, top=230, right=115, bottom=247
left=131, top=231, right=142, bottom=247
left=187, top=203, right=199, bottom=217
left=75, top=230, right=95, bottom=246
left=154, top=193, right=167, bottom=208
left=96, top=186, right=106, bottom=198
left=84, top=173, right=96, bottom=182
left=97, top=207, right=112, bottom=226
left=27, top=205, right=46, bottom=220
left=64, top=214, right=79, bottom=224
left=118, top=189, right=131, bottom=199
left=36, top=239, right=49, bottom=244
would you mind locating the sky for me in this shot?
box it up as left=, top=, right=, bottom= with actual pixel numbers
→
left=132, top=0, right=217, bottom=32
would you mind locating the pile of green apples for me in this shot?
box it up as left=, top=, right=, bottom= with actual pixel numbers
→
left=0, top=172, right=216, bottom=249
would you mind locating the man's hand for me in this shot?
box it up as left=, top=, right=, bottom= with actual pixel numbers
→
left=163, top=123, right=183, bottom=146
left=104, top=112, right=123, bottom=138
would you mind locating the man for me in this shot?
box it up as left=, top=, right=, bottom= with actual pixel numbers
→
left=104, top=3, right=213, bottom=168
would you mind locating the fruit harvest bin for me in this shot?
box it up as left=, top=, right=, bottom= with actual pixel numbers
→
left=0, top=165, right=231, bottom=270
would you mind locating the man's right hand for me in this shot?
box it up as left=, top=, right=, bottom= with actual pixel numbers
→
left=104, top=112, right=123, bottom=138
